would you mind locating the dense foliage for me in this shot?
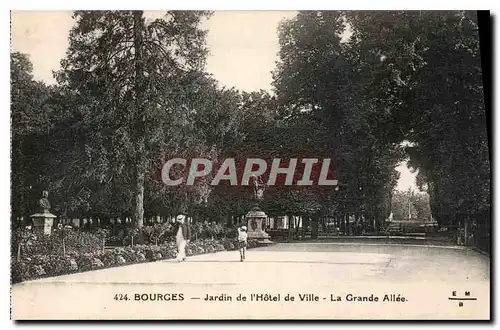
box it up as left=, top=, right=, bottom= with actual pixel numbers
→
left=11, top=234, right=260, bottom=284
left=391, top=190, right=432, bottom=222
left=11, top=11, right=489, bottom=238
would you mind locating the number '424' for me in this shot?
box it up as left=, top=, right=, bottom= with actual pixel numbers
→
left=114, top=294, right=129, bottom=301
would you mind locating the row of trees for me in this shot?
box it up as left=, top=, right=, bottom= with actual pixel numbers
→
left=12, top=11, right=489, bottom=235
left=391, top=189, right=432, bottom=222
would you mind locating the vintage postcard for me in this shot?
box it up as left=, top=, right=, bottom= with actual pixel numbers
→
left=10, top=10, right=491, bottom=320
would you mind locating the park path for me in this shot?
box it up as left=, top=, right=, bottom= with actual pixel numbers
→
left=11, top=243, right=490, bottom=320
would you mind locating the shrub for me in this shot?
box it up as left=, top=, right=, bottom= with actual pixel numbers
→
left=116, top=255, right=127, bottom=265
left=143, top=223, right=173, bottom=245
left=92, top=258, right=105, bottom=269
left=11, top=237, right=267, bottom=284
left=12, top=228, right=37, bottom=259
left=116, top=247, right=136, bottom=263
left=32, top=265, right=46, bottom=277
left=11, top=260, right=31, bottom=283
left=106, top=229, right=126, bottom=246
left=21, top=229, right=102, bottom=257
left=94, top=228, right=111, bottom=238
left=123, top=228, right=140, bottom=246
left=221, top=238, right=238, bottom=250
left=67, top=258, right=79, bottom=272
left=136, top=252, right=146, bottom=262
left=75, top=254, right=95, bottom=272
left=101, top=252, right=118, bottom=266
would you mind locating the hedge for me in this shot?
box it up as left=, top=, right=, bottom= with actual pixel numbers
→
left=11, top=237, right=260, bottom=284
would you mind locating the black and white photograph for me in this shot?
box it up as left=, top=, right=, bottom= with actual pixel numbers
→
left=9, top=9, right=491, bottom=320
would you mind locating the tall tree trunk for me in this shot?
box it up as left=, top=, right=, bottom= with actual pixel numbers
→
left=132, top=10, right=146, bottom=239
left=17, top=244, right=22, bottom=262
left=302, top=216, right=310, bottom=239
left=133, top=166, right=145, bottom=228
left=287, top=214, right=294, bottom=242
left=62, top=238, right=66, bottom=257
left=345, top=213, right=350, bottom=236
left=355, top=212, right=360, bottom=235
left=311, top=215, right=318, bottom=239
left=294, top=216, right=300, bottom=239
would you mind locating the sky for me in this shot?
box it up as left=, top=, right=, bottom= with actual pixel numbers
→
left=10, top=10, right=419, bottom=192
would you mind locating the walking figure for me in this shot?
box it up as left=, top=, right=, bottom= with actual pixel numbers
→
left=174, top=214, right=191, bottom=262
left=237, top=225, right=248, bottom=262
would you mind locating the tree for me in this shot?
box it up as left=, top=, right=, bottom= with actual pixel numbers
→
left=11, top=52, right=55, bottom=223
left=272, top=11, right=402, bottom=234
left=391, top=189, right=431, bottom=221
left=345, top=11, right=489, bottom=228
left=56, top=11, right=212, bottom=230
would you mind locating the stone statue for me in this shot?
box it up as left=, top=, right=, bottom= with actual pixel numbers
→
left=38, top=190, right=51, bottom=213
left=252, top=174, right=265, bottom=201
left=31, top=190, right=56, bottom=236
left=245, top=176, right=272, bottom=244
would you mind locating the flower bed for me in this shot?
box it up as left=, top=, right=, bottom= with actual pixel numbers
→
left=104, top=222, right=234, bottom=246
left=11, top=238, right=261, bottom=284
left=13, top=227, right=104, bottom=256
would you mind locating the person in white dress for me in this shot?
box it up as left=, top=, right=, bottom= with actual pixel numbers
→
left=174, top=214, right=190, bottom=262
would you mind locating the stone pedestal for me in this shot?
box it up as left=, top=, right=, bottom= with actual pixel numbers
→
left=31, top=213, right=57, bottom=235
left=245, top=205, right=273, bottom=244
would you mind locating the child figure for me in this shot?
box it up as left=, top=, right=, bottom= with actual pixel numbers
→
left=237, top=225, right=248, bottom=262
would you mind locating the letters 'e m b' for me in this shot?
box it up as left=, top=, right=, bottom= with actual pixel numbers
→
left=162, top=158, right=186, bottom=185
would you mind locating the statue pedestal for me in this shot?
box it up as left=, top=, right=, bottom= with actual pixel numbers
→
left=31, top=213, right=57, bottom=235
left=245, top=205, right=273, bottom=244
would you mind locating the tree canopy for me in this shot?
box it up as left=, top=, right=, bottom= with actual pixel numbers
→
left=11, top=10, right=489, bottom=234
